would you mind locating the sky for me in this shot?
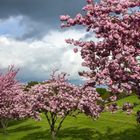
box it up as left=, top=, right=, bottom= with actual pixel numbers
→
left=0, top=0, right=91, bottom=84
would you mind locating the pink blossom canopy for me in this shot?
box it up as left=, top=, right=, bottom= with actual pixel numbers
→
left=60, top=0, right=140, bottom=97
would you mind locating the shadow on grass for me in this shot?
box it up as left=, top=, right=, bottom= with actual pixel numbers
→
left=95, top=125, right=140, bottom=140
left=8, top=119, right=27, bottom=127
left=20, top=125, right=140, bottom=140
left=0, top=119, right=28, bottom=135
left=20, top=127, right=94, bottom=140
left=7, top=125, right=41, bottom=133
left=0, top=119, right=27, bottom=129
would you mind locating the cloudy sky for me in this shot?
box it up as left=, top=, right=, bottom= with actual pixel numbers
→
left=0, top=0, right=91, bottom=84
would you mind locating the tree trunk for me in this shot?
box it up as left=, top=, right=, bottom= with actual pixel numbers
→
left=0, top=122, right=2, bottom=128
left=51, top=130, right=56, bottom=140
left=0, top=119, right=8, bottom=135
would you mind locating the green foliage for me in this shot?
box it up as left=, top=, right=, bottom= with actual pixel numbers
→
left=96, top=88, right=107, bottom=95
left=96, top=88, right=109, bottom=100
left=24, top=81, right=39, bottom=91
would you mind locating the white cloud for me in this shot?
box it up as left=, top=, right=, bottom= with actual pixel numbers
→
left=0, top=29, right=88, bottom=82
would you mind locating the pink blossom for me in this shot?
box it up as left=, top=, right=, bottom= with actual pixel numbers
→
left=60, top=15, right=70, bottom=21
left=109, top=95, right=117, bottom=101
left=73, top=48, right=78, bottom=53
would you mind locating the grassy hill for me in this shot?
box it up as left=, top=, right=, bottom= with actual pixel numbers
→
left=0, top=95, right=140, bottom=140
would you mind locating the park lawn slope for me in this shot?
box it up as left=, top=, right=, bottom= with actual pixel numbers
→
left=0, top=95, right=140, bottom=140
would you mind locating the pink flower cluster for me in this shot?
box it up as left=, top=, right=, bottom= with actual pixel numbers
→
left=109, top=95, right=117, bottom=102
left=0, top=66, right=39, bottom=121
left=29, top=72, right=102, bottom=118
left=122, top=102, right=133, bottom=115
left=60, top=0, right=140, bottom=97
left=106, top=103, right=119, bottom=113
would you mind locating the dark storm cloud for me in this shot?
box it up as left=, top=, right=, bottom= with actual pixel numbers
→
left=0, top=0, right=86, bottom=20
left=0, top=0, right=86, bottom=39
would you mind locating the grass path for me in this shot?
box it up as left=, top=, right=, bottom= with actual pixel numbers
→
left=0, top=95, right=140, bottom=140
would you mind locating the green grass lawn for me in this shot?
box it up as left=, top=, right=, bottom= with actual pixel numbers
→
left=1, top=95, right=140, bottom=140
